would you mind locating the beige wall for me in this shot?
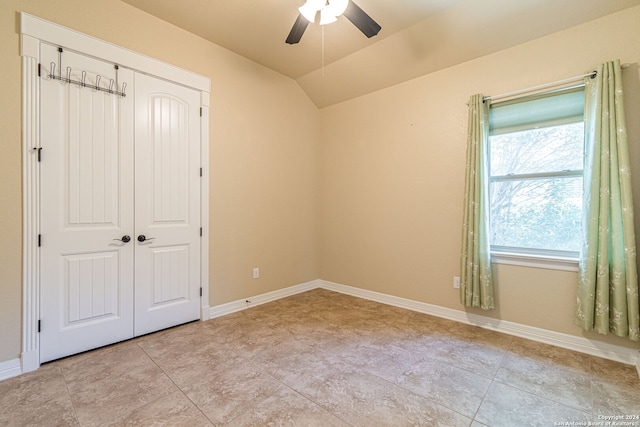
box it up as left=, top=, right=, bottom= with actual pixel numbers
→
left=0, top=0, right=319, bottom=362
left=319, top=6, right=640, bottom=351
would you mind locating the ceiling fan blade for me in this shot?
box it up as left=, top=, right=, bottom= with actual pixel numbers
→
left=286, top=14, right=309, bottom=44
left=344, top=1, right=381, bottom=38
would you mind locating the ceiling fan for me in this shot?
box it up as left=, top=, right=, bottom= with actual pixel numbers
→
left=286, top=0, right=382, bottom=44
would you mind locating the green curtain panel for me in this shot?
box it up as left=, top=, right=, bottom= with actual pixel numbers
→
left=576, top=60, right=639, bottom=341
left=460, top=94, right=494, bottom=310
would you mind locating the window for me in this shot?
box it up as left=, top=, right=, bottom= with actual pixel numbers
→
left=488, top=88, right=585, bottom=262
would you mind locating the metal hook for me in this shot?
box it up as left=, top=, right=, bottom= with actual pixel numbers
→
left=46, top=53, right=126, bottom=97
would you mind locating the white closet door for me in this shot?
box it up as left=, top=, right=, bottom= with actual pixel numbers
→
left=133, top=73, right=201, bottom=336
left=39, top=45, right=135, bottom=362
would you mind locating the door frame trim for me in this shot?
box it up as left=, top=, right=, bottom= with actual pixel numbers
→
left=20, top=13, right=211, bottom=373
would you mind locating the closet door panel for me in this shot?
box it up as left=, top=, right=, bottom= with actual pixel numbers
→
left=39, top=45, right=135, bottom=363
left=134, top=73, right=201, bottom=336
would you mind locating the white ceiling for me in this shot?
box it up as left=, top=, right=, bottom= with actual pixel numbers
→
left=121, top=0, right=640, bottom=107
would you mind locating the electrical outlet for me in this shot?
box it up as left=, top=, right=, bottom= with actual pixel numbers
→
left=253, top=267, right=260, bottom=279
left=453, top=276, right=460, bottom=289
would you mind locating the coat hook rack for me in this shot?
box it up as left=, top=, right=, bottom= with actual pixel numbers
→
left=48, top=48, right=127, bottom=97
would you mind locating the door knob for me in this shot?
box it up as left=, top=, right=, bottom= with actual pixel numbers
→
left=113, top=235, right=131, bottom=243
left=137, top=235, right=156, bottom=242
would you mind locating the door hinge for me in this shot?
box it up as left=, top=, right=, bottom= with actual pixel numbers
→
left=37, top=147, right=42, bottom=162
left=38, top=234, right=42, bottom=247
left=38, top=63, right=41, bottom=77
left=200, top=167, right=202, bottom=177
left=200, top=227, right=203, bottom=237
left=200, top=107, right=202, bottom=117
left=37, top=320, right=41, bottom=333
left=199, top=287, right=203, bottom=297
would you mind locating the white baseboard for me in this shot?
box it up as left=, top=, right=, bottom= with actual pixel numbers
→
left=0, top=358, right=22, bottom=381
left=209, top=279, right=320, bottom=319
left=318, top=279, right=640, bottom=369
left=200, top=305, right=211, bottom=322
left=21, top=349, right=39, bottom=374
left=208, top=278, right=639, bottom=369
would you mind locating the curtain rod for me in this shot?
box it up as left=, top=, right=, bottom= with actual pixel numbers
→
left=483, top=71, right=596, bottom=104
left=482, top=63, right=632, bottom=104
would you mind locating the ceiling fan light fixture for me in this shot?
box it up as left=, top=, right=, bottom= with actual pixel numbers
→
left=299, top=0, right=323, bottom=23
left=326, top=0, right=349, bottom=18
left=319, top=8, right=338, bottom=25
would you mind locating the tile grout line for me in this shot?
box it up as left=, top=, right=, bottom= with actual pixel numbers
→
left=266, top=373, right=357, bottom=427
left=469, top=335, right=518, bottom=425
left=488, top=368, right=595, bottom=418
left=135, top=341, right=215, bottom=426
left=271, top=331, right=476, bottom=423
left=339, top=351, right=475, bottom=422
left=59, top=365, right=82, bottom=427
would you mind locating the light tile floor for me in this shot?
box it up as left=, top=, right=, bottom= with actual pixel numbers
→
left=1, top=289, right=639, bottom=426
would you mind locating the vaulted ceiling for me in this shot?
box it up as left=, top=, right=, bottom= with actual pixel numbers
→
left=122, top=0, right=640, bottom=107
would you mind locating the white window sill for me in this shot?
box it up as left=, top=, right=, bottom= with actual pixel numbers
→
left=490, top=251, right=579, bottom=272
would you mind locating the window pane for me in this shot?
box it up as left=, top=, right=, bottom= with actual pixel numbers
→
left=490, top=122, right=584, bottom=176
left=490, top=177, right=582, bottom=252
